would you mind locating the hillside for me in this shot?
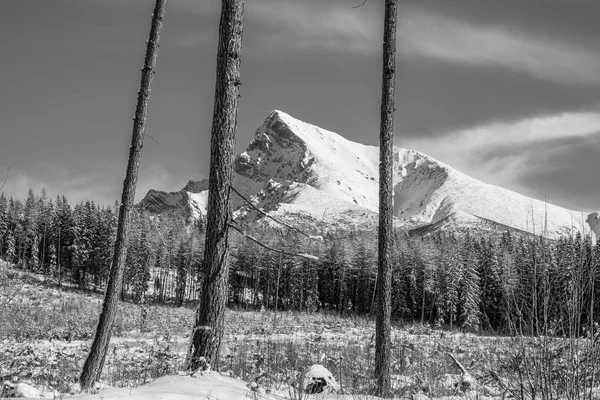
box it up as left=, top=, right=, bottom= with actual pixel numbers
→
left=139, top=110, right=598, bottom=238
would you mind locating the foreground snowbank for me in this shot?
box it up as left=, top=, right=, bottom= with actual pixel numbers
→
left=71, top=372, right=363, bottom=400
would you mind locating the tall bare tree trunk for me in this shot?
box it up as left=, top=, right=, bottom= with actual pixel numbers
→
left=79, top=0, right=167, bottom=389
left=375, top=0, right=397, bottom=397
left=189, top=0, right=244, bottom=370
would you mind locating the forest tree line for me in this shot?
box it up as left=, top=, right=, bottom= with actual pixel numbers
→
left=1, top=189, right=599, bottom=335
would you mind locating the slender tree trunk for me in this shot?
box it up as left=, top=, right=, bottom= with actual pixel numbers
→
left=189, top=0, right=244, bottom=371
left=274, top=251, right=282, bottom=324
left=57, top=231, right=61, bottom=289
left=79, top=0, right=167, bottom=389
left=375, top=0, right=397, bottom=397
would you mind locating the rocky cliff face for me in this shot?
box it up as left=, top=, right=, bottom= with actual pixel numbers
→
left=587, top=212, right=600, bottom=238
left=138, top=179, right=209, bottom=223
left=139, top=110, right=598, bottom=238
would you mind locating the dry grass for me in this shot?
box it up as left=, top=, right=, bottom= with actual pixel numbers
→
left=1, top=269, right=599, bottom=398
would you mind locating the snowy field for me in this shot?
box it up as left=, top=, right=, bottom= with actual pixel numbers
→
left=1, top=267, right=599, bottom=399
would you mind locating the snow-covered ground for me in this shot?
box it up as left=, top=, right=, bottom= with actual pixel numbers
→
left=70, top=372, right=371, bottom=400
left=3, top=271, right=600, bottom=400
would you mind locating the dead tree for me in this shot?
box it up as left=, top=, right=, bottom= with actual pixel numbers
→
left=79, top=0, right=167, bottom=389
left=375, top=0, right=398, bottom=397
left=189, top=0, right=244, bottom=370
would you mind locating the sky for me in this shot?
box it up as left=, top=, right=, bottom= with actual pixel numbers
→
left=1, top=0, right=599, bottom=211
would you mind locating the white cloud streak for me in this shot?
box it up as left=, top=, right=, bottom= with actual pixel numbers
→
left=164, top=0, right=379, bottom=54
left=245, top=0, right=378, bottom=54
left=98, top=0, right=600, bottom=82
left=403, top=112, right=600, bottom=189
left=398, top=9, right=600, bottom=85
left=0, top=162, right=188, bottom=207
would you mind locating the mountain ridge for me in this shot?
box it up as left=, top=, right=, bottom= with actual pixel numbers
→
left=139, top=110, right=599, bottom=239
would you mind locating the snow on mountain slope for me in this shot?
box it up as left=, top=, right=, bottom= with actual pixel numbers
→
left=139, top=179, right=209, bottom=222
left=235, top=110, right=381, bottom=212
left=139, top=110, right=598, bottom=238
left=391, top=151, right=588, bottom=238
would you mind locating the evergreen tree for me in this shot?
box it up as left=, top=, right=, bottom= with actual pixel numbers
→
left=352, top=236, right=376, bottom=314
left=23, top=188, right=39, bottom=269
left=37, top=189, right=50, bottom=269
left=175, top=239, right=189, bottom=307
left=190, top=0, right=244, bottom=371
left=0, top=193, right=8, bottom=257
left=592, top=240, right=600, bottom=333
left=479, top=239, right=503, bottom=329
left=80, top=0, right=168, bottom=387
left=459, top=235, right=481, bottom=331
left=436, top=239, right=460, bottom=328
left=5, top=229, right=15, bottom=263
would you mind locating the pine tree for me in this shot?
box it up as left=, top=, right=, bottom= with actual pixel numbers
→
left=5, top=230, right=15, bottom=263
left=80, top=0, right=168, bottom=388
left=352, top=236, right=376, bottom=314
left=55, top=195, right=74, bottom=282
left=71, top=203, right=90, bottom=288
left=0, top=193, right=8, bottom=258
left=479, top=239, right=503, bottom=330
left=459, top=236, right=481, bottom=331
left=175, top=240, right=189, bottom=307
left=375, top=0, right=398, bottom=394
left=48, top=243, right=57, bottom=276
left=125, top=209, right=150, bottom=303
left=436, top=239, right=460, bottom=328
left=592, top=240, right=600, bottom=334
left=37, top=189, right=50, bottom=270
left=23, top=189, right=39, bottom=269
left=190, top=0, right=244, bottom=371
left=94, top=206, right=117, bottom=286
left=13, top=211, right=25, bottom=266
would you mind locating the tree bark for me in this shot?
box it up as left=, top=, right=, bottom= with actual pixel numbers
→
left=189, top=0, right=244, bottom=370
left=375, top=0, right=397, bottom=397
left=79, top=0, right=167, bottom=389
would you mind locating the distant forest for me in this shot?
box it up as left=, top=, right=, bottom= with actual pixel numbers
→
left=1, top=188, right=599, bottom=335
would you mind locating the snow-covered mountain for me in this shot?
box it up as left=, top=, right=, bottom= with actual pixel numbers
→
left=139, top=110, right=599, bottom=238
left=138, top=179, right=209, bottom=223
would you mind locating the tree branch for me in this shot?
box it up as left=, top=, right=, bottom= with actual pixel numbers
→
left=230, top=184, right=323, bottom=241
left=0, top=164, right=9, bottom=193
left=229, top=223, right=319, bottom=261
left=447, top=352, right=468, bottom=375
left=145, top=133, right=160, bottom=146
left=352, top=0, right=367, bottom=8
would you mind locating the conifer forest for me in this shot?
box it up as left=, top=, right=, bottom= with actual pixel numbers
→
left=2, top=188, right=599, bottom=337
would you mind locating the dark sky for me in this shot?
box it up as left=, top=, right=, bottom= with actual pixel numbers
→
left=1, top=0, right=599, bottom=211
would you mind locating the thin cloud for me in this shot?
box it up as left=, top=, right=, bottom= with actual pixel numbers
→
left=246, top=0, right=378, bottom=54
left=398, top=9, right=600, bottom=85
left=166, top=0, right=379, bottom=54
left=403, top=112, right=600, bottom=192
left=135, top=162, right=187, bottom=202
left=1, top=170, right=113, bottom=206
left=0, top=162, right=187, bottom=207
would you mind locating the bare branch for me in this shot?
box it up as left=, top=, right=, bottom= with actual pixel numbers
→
left=352, top=0, right=367, bottom=8
left=447, top=352, right=468, bottom=375
left=145, top=133, right=160, bottom=146
left=230, top=184, right=321, bottom=240
left=229, top=223, right=319, bottom=261
left=0, top=164, right=9, bottom=193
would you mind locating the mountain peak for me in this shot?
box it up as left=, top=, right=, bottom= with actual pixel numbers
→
left=182, top=179, right=209, bottom=193
left=140, top=110, right=599, bottom=238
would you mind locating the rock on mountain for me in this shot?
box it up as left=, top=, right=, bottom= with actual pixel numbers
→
left=587, top=213, right=600, bottom=238
left=138, top=179, right=209, bottom=223
left=139, top=110, right=598, bottom=238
